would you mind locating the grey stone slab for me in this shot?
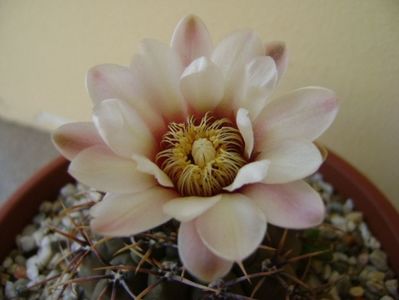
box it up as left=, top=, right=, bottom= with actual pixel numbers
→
left=0, top=118, right=58, bottom=205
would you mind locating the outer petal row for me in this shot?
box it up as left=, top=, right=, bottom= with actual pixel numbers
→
left=243, top=180, right=325, bottom=229
left=90, top=186, right=178, bottom=237
left=178, top=221, right=233, bottom=282
left=195, top=193, right=267, bottom=261
left=93, top=99, right=156, bottom=158
left=52, top=122, right=104, bottom=160
left=69, top=145, right=156, bottom=194
left=255, top=87, right=338, bottom=148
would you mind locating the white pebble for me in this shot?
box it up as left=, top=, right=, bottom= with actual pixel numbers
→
left=359, top=222, right=371, bottom=241
left=5, top=281, right=17, bottom=298
left=367, top=236, right=381, bottom=249
left=343, top=198, right=354, bottom=213
left=2, top=257, right=13, bottom=268
left=26, top=257, right=39, bottom=280
left=60, top=183, right=77, bottom=197
left=17, top=235, right=36, bottom=252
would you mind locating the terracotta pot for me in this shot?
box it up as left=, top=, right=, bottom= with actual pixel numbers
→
left=1, top=152, right=398, bottom=274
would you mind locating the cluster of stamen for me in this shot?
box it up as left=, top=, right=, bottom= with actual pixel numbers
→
left=156, top=113, right=246, bottom=197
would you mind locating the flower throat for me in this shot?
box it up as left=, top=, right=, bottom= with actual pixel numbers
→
left=156, top=113, right=246, bottom=197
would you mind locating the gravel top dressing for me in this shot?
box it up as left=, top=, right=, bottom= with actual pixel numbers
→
left=1, top=174, right=398, bottom=300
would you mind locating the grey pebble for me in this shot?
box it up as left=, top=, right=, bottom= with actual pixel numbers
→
left=385, top=279, right=398, bottom=298
left=370, top=249, right=389, bottom=271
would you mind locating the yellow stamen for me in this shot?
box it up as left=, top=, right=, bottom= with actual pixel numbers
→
left=156, top=113, right=246, bottom=197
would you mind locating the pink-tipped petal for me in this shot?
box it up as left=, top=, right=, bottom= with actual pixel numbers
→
left=223, top=160, right=270, bottom=192
left=163, top=195, right=221, bottom=222
left=255, top=87, right=338, bottom=148
left=86, top=64, right=137, bottom=105
left=52, top=122, right=104, bottom=160
left=178, top=221, right=233, bottom=282
left=171, top=15, right=213, bottom=67
left=131, top=154, right=174, bottom=188
left=69, top=145, right=156, bottom=193
left=93, top=99, right=155, bottom=158
left=265, top=41, right=288, bottom=81
left=196, top=193, right=266, bottom=261
left=90, top=187, right=177, bottom=236
left=180, top=57, right=224, bottom=114
left=243, top=181, right=325, bottom=229
left=130, top=39, right=187, bottom=121
left=212, top=31, right=264, bottom=106
left=258, top=139, right=322, bottom=184
left=86, top=64, right=164, bottom=132
left=236, top=108, right=254, bottom=158
left=237, top=56, right=278, bottom=118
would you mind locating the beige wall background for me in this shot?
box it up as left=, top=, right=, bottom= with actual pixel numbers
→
left=1, top=1, right=398, bottom=208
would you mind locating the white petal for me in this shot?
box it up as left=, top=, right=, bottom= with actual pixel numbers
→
left=90, top=187, right=177, bottom=236
left=163, top=195, right=221, bottom=222
left=86, top=64, right=137, bottom=105
left=130, top=39, right=187, bottom=121
left=86, top=64, right=165, bottom=132
left=93, top=99, right=156, bottom=158
left=237, top=56, right=278, bottom=118
left=180, top=57, right=224, bottom=114
left=212, top=30, right=264, bottom=106
left=52, top=122, right=104, bottom=160
left=255, top=87, right=338, bottom=148
left=196, top=193, right=266, bottom=261
left=258, top=140, right=322, bottom=184
left=236, top=108, right=254, bottom=158
left=223, top=160, right=270, bottom=192
left=69, top=145, right=156, bottom=193
left=243, top=181, right=325, bottom=229
left=171, top=15, right=213, bottom=67
left=131, top=154, right=174, bottom=188
left=265, top=41, right=288, bottom=82
left=178, top=221, right=233, bottom=282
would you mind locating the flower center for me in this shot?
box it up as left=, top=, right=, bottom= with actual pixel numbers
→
left=156, top=113, right=246, bottom=197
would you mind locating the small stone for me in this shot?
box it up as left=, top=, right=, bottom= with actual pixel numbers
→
left=369, top=271, right=385, bottom=282
left=348, top=256, right=357, bottom=265
left=39, top=201, right=53, bottom=213
left=358, top=253, right=369, bottom=266
left=385, top=279, right=398, bottom=298
left=367, top=237, right=381, bottom=250
left=14, top=265, right=27, bottom=279
left=346, top=221, right=356, bottom=232
left=323, top=264, right=332, bottom=280
left=60, top=183, right=77, bottom=197
left=4, top=281, right=17, bottom=298
left=36, top=238, right=53, bottom=268
left=17, top=235, right=36, bottom=253
left=359, top=222, right=371, bottom=242
left=22, top=224, right=36, bottom=236
left=328, top=202, right=344, bottom=214
left=346, top=212, right=363, bottom=223
left=343, top=198, right=354, bottom=213
left=333, top=252, right=349, bottom=262
left=370, top=249, right=388, bottom=271
left=2, top=257, right=12, bottom=269
left=14, top=255, right=26, bottom=266
left=329, top=287, right=341, bottom=300
left=26, top=257, right=39, bottom=281
left=366, top=279, right=385, bottom=294
left=349, top=286, right=365, bottom=297
left=336, top=274, right=351, bottom=295
left=331, top=215, right=347, bottom=230
left=380, top=296, right=394, bottom=300
left=32, top=230, right=45, bottom=247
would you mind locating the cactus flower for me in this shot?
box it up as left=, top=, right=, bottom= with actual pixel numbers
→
left=53, top=15, right=338, bottom=282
